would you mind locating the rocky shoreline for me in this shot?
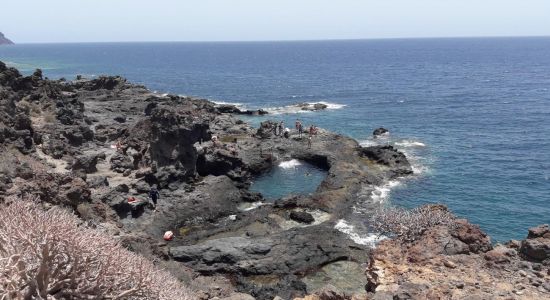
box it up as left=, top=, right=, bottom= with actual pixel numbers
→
left=1, top=61, right=549, bottom=299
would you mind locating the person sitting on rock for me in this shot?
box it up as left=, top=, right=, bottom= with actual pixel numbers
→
left=149, top=186, right=159, bottom=210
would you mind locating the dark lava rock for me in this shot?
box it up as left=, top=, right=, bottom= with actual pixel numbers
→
left=241, top=109, right=268, bottom=116
left=82, top=76, right=127, bottom=91
left=256, top=121, right=277, bottom=139
left=72, top=153, right=99, bottom=173
left=360, top=145, right=413, bottom=177
left=114, top=115, right=127, bottom=123
left=148, top=106, right=209, bottom=176
left=196, top=148, right=243, bottom=177
left=289, top=211, right=314, bottom=224
left=144, top=102, right=158, bottom=116
left=110, top=152, right=134, bottom=173
left=86, top=176, right=109, bottom=188
left=216, top=104, right=241, bottom=114
left=373, top=127, right=389, bottom=137
left=297, top=103, right=328, bottom=111
left=64, top=129, right=84, bottom=146
left=170, top=224, right=363, bottom=276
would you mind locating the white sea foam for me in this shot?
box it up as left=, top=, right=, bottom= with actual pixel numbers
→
left=238, top=201, right=267, bottom=211
left=264, top=101, right=346, bottom=115
left=334, top=219, right=386, bottom=247
left=359, top=139, right=380, bottom=147
left=371, top=180, right=401, bottom=203
left=211, top=100, right=247, bottom=110
left=394, top=140, right=426, bottom=148
left=316, top=101, right=347, bottom=110
left=278, top=159, right=302, bottom=169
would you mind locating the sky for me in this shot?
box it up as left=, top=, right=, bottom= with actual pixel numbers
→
left=2, top=0, right=550, bottom=43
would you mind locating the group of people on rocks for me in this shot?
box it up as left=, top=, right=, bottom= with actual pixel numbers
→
left=271, top=119, right=319, bottom=148
left=274, top=119, right=318, bottom=143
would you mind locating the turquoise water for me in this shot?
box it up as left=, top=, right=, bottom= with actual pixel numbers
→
left=1, top=38, right=549, bottom=241
left=250, top=160, right=326, bottom=201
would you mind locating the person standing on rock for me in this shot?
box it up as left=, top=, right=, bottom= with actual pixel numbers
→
left=149, top=186, right=159, bottom=211
left=308, top=135, right=312, bottom=149
left=298, top=122, right=303, bottom=138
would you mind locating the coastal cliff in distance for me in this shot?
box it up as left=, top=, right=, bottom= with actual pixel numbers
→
left=0, top=32, right=14, bottom=45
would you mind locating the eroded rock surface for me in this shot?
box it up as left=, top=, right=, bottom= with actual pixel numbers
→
left=366, top=216, right=550, bottom=299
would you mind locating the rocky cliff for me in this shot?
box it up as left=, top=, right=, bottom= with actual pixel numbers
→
left=0, top=32, right=14, bottom=45
left=1, top=60, right=549, bottom=299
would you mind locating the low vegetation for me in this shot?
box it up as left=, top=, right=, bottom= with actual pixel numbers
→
left=370, top=205, right=457, bottom=242
left=0, top=198, right=194, bottom=299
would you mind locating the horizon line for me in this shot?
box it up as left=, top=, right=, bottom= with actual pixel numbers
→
left=8, top=34, right=550, bottom=45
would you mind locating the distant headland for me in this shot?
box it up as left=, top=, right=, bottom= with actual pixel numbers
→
left=0, top=32, right=14, bottom=45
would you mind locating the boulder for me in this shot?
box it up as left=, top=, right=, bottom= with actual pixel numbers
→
left=62, top=177, right=91, bottom=205
left=451, top=219, right=492, bottom=253
left=114, top=115, right=127, bottom=123
left=527, top=224, right=550, bottom=239
left=521, top=225, right=550, bottom=262
left=64, top=129, right=84, bottom=146
left=484, top=245, right=516, bottom=264
left=110, top=152, right=134, bottom=173
left=72, top=153, right=99, bottom=173
left=86, top=175, right=109, bottom=188
left=289, top=211, right=315, bottom=224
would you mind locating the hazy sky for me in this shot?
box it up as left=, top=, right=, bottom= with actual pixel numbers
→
left=2, top=0, right=550, bottom=43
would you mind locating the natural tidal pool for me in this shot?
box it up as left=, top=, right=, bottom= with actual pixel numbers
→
left=250, top=159, right=326, bottom=201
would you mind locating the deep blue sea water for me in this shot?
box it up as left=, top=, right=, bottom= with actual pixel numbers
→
left=1, top=37, right=549, bottom=242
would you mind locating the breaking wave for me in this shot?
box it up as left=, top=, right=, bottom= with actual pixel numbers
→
left=278, top=159, right=302, bottom=169
left=371, top=180, right=402, bottom=203
left=394, top=140, right=426, bottom=148
left=264, top=101, right=346, bottom=115
left=334, top=219, right=386, bottom=247
left=211, top=100, right=246, bottom=109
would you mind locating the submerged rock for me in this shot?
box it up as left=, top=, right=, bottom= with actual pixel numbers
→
left=372, top=127, right=389, bottom=137
left=296, top=102, right=328, bottom=111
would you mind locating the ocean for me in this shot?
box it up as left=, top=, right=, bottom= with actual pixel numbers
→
left=1, top=37, right=549, bottom=242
